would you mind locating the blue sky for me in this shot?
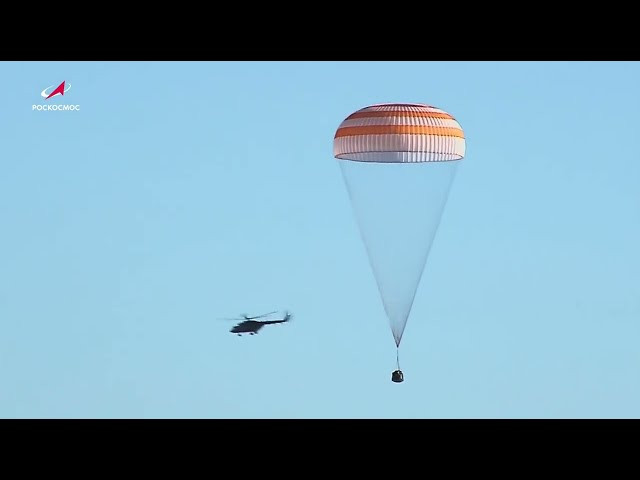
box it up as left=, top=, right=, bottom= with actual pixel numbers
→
left=1, top=61, right=639, bottom=418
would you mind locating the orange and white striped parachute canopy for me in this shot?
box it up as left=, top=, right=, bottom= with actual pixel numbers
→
left=333, top=103, right=465, bottom=163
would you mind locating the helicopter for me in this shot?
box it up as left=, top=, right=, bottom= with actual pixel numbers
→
left=220, top=311, right=292, bottom=336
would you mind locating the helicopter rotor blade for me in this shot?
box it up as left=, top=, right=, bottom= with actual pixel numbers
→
left=245, top=310, right=278, bottom=320
left=218, top=311, right=279, bottom=321
left=217, top=314, right=246, bottom=321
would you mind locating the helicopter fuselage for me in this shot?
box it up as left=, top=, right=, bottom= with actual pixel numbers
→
left=230, top=314, right=291, bottom=335
left=231, top=321, right=265, bottom=334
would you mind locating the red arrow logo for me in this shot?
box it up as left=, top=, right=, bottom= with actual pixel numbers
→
left=45, top=81, right=66, bottom=99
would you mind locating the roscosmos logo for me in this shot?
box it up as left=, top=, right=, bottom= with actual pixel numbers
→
left=41, top=81, right=71, bottom=99
left=33, top=80, right=80, bottom=111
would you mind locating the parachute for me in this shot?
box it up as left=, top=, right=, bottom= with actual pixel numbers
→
left=333, top=103, right=466, bottom=382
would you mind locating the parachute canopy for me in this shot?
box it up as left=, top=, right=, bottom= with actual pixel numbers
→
left=333, top=103, right=466, bottom=351
left=334, top=103, right=466, bottom=164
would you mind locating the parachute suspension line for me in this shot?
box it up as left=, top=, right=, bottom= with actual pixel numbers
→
left=396, top=347, right=400, bottom=370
